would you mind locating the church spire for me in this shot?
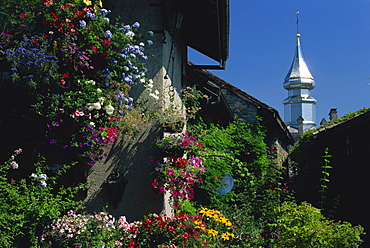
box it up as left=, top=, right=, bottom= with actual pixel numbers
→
left=283, top=13, right=317, bottom=133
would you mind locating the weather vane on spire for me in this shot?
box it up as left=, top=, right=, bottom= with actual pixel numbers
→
left=295, top=11, right=300, bottom=34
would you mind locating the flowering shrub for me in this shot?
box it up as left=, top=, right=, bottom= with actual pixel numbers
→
left=152, top=155, right=205, bottom=206
left=0, top=149, right=86, bottom=247
left=137, top=212, right=202, bottom=247
left=0, top=0, right=157, bottom=166
left=41, top=210, right=141, bottom=247
left=42, top=210, right=234, bottom=247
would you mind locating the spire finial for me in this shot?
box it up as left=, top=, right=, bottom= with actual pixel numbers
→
left=295, top=11, right=300, bottom=34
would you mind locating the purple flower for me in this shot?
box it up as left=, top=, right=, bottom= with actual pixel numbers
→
left=105, top=30, right=112, bottom=39
left=132, top=22, right=140, bottom=29
left=100, top=9, right=111, bottom=16
left=86, top=11, right=97, bottom=19
left=79, top=20, right=87, bottom=27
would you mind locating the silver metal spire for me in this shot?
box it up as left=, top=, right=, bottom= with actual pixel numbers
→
left=283, top=31, right=317, bottom=132
left=283, top=34, right=315, bottom=90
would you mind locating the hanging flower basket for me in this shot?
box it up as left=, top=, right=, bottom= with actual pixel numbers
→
left=163, top=147, right=185, bottom=157
left=162, top=121, right=185, bottom=133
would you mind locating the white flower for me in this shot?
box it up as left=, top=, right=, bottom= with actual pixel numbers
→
left=85, top=80, right=96, bottom=85
left=86, top=103, right=95, bottom=111
left=123, top=66, right=129, bottom=71
left=147, top=40, right=153, bottom=46
left=31, top=173, right=37, bottom=178
left=11, top=161, right=19, bottom=169
left=105, top=105, right=115, bottom=115
left=92, top=102, right=102, bottom=110
left=125, top=31, right=135, bottom=39
left=98, top=97, right=105, bottom=104
left=89, top=122, right=95, bottom=126
left=139, top=42, right=145, bottom=47
left=147, top=30, right=154, bottom=36
left=38, top=174, right=47, bottom=180
left=97, top=88, right=102, bottom=93
left=40, top=181, right=47, bottom=187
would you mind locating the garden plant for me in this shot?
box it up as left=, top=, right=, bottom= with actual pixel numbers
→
left=0, top=0, right=366, bottom=247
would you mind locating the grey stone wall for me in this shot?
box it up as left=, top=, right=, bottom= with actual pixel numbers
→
left=83, top=0, right=187, bottom=221
left=221, top=89, right=258, bottom=123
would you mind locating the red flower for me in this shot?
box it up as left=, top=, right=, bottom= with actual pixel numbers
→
left=101, top=39, right=111, bottom=45
left=32, top=39, right=39, bottom=44
left=62, top=73, right=69, bottom=78
left=51, top=13, right=58, bottom=20
left=101, top=51, right=109, bottom=59
left=19, top=13, right=28, bottom=19
left=168, top=226, right=177, bottom=232
left=128, top=241, right=136, bottom=247
left=89, top=46, right=99, bottom=53
left=170, top=156, right=188, bottom=168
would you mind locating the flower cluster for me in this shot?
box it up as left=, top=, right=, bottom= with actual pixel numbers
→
left=137, top=212, right=203, bottom=247
left=42, top=210, right=219, bottom=247
left=156, top=131, right=204, bottom=153
left=196, top=208, right=235, bottom=242
left=31, top=173, right=48, bottom=187
left=41, top=210, right=141, bottom=247
left=9, top=148, right=22, bottom=170
left=0, top=0, right=156, bottom=166
left=152, top=155, right=205, bottom=204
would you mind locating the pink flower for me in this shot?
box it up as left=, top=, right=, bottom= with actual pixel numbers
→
left=72, top=110, right=84, bottom=119
left=167, top=169, right=175, bottom=176
left=168, top=225, right=177, bottom=232
left=11, top=161, right=19, bottom=169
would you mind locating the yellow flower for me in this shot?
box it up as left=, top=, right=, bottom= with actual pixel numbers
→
left=83, top=0, right=92, bottom=5
left=221, top=232, right=231, bottom=240
left=83, top=0, right=102, bottom=7
left=207, top=229, right=219, bottom=236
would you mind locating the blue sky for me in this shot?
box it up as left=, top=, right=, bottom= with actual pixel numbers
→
left=189, top=0, right=370, bottom=123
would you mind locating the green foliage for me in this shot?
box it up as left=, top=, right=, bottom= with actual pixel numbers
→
left=319, top=148, right=333, bottom=211
left=189, top=117, right=289, bottom=246
left=0, top=149, right=86, bottom=247
left=320, top=107, right=370, bottom=127
left=270, top=201, right=365, bottom=248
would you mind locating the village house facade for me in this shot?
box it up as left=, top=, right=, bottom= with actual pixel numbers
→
left=187, top=63, right=294, bottom=168
left=83, top=0, right=230, bottom=220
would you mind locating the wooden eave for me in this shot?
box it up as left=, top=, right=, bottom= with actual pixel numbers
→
left=181, top=0, right=229, bottom=68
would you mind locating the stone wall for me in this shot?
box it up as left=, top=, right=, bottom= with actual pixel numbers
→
left=83, top=0, right=187, bottom=221
left=221, top=89, right=258, bottom=123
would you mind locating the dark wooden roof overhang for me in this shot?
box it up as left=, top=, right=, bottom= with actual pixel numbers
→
left=181, top=0, right=229, bottom=69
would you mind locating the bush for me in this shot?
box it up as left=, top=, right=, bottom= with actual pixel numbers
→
left=270, top=201, right=365, bottom=247
left=0, top=149, right=86, bottom=247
